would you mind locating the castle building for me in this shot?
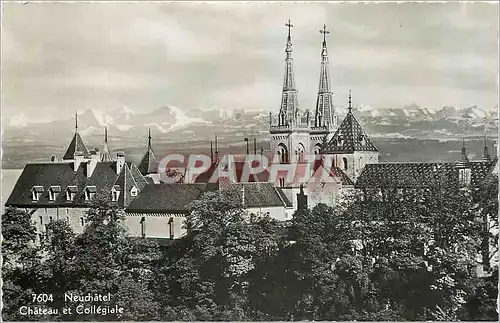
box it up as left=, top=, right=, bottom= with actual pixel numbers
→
left=6, top=115, right=292, bottom=242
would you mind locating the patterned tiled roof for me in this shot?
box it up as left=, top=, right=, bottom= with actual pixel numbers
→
left=322, top=110, right=378, bottom=153
left=355, top=160, right=496, bottom=189
left=63, top=132, right=90, bottom=160
left=6, top=161, right=146, bottom=208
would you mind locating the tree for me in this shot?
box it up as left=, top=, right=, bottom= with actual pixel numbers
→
left=1, top=207, right=44, bottom=321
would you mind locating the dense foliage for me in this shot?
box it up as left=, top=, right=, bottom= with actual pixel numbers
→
left=2, top=177, right=498, bottom=321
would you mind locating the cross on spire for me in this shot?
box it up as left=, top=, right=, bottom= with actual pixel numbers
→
left=320, top=24, right=330, bottom=44
left=286, top=19, right=294, bottom=40
left=75, top=111, right=78, bottom=131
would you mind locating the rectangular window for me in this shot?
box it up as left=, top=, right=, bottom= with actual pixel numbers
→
left=140, top=217, right=146, bottom=238
left=39, top=216, right=43, bottom=225
left=66, top=217, right=70, bottom=224
left=168, top=217, right=174, bottom=239
left=49, top=216, right=53, bottom=222
left=65, top=208, right=69, bottom=214
left=80, top=217, right=84, bottom=226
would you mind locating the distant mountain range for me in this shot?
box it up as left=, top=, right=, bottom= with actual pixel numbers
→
left=4, top=104, right=498, bottom=146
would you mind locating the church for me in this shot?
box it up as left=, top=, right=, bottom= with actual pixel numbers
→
left=5, top=21, right=498, bottom=246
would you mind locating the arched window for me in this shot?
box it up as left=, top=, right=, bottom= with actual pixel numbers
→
left=343, top=157, right=348, bottom=170
left=277, top=143, right=289, bottom=164
left=297, top=143, right=305, bottom=163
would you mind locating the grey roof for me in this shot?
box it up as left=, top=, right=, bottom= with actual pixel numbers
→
left=126, top=183, right=212, bottom=213
left=222, top=183, right=293, bottom=208
left=6, top=161, right=146, bottom=208
left=63, top=132, right=90, bottom=160
left=323, top=110, right=379, bottom=153
left=355, top=160, right=496, bottom=189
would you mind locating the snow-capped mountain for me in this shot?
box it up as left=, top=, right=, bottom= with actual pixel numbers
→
left=4, top=103, right=498, bottom=145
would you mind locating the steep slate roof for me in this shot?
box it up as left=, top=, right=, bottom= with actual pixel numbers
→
left=63, top=132, right=91, bottom=160
left=138, top=148, right=158, bottom=175
left=355, top=160, right=496, bottom=189
left=222, top=183, right=293, bottom=208
left=138, top=131, right=158, bottom=175
left=126, top=184, right=212, bottom=213
left=322, top=110, right=378, bottom=153
left=5, top=161, right=140, bottom=207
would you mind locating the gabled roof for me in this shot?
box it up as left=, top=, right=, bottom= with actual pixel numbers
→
left=63, top=132, right=90, bottom=160
left=128, top=162, right=149, bottom=191
left=126, top=183, right=212, bottom=213
left=114, top=163, right=140, bottom=208
left=355, top=160, right=496, bottom=189
left=322, top=110, right=378, bottom=153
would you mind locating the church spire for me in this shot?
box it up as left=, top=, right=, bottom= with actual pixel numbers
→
left=278, top=19, right=300, bottom=127
left=101, top=126, right=112, bottom=162
left=314, top=24, right=336, bottom=129
left=457, top=138, right=470, bottom=167
left=75, top=111, right=78, bottom=132
left=483, top=134, right=491, bottom=162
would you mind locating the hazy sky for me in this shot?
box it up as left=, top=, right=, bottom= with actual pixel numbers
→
left=2, top=1, right=498, bottom=121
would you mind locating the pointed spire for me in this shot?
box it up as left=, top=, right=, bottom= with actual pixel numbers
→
left=348, top=89, right=352, bottom=113
left=278, top=19, right=300, bottom=126
left=320, top=24, right=330, bottom=59
left=138, top=129, right=157, bottom=175
left=101, top=126, right=112, bottom=162
left=148, top=128, right=152, bottom=150
left=314, top=24, right=335, bottom=129
left=75, top=111, right=78, bottom=132
left=483, top=134, right=491, bottom=162
left=457, top=138, right=470, bottom=167
left=210, top=141, right=214, bottom=164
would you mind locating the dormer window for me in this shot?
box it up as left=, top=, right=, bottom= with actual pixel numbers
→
left=111, top=185, right=121, bottom=202
left=31, top=186, right=44, bottom=201
left=130, top=186, right=138, bottom=197
left=66, top=186, right=78, bottom=201
left=49, top=186, right=61, bottom=201
left=84, top=186, right=97, bottom=201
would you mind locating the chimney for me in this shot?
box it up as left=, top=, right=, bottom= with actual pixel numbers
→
left=74, top=152, right=84, bottom=172
left=116, top=152, right=125, bottom=174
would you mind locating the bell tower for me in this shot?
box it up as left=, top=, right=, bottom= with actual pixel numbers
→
left=269, top=20, right=310, bottom=170
left=310, top=24, right=337, bottom=157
